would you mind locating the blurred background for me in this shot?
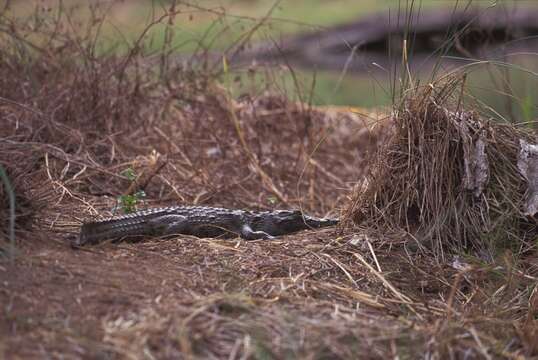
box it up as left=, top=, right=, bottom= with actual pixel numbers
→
left=5, top=0, right=538, bottom=122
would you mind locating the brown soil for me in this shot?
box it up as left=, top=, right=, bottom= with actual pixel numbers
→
left=1, top=230, right=416, bottom=359
left=2, top=91, right=536, bottom=357
left=1, top=9, right=537, bottom=355
left=2, top=85, right=420, bottom=358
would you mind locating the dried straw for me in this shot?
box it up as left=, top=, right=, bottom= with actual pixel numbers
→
left=346, top=76, right=537, bottom=259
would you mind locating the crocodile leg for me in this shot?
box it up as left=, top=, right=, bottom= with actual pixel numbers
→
left=240, top=224, right=274, bottom=240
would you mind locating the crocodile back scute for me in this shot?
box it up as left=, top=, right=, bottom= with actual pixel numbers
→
left=77, top=206, right=249, bottom=245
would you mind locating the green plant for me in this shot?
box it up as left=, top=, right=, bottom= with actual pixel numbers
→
left=118, top=191, right=147, bottom=214
left=0, top=164, right=16, bottom=263
left=117, top=168, right=146, bottom=214
left=120, top=168, right=137, bottom=182
left=520, top=94, right=535, bottom=124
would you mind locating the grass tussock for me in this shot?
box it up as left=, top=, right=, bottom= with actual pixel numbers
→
left=346, top=75, right=537, bottom=259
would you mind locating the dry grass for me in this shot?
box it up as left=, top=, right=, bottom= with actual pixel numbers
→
left=346, top=75, right=538, bottom=260
left=0, top=2, right=381, bottom=233
left=1, top=2, right=538, bottom=359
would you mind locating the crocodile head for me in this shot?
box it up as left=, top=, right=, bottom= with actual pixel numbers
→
left=299, top=212, right=339, bottom=230
left=252, top=210, right=338, bottom=236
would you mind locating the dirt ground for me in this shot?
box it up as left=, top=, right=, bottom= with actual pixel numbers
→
left=1, top=88, right=426, bottom=359
left=0, top=37, right=537, bottom=358
left=1, top=229, right=422, bottom=359
left=5, top=210, right=537, bottom=359
left=2, top=94, right=537, bottom=358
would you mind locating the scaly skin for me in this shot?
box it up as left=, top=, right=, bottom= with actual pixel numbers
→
left=76, top=206, right=338, bottom=246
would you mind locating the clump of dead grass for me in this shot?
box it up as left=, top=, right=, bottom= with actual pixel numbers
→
left=346, top=75, right=537, bottom=259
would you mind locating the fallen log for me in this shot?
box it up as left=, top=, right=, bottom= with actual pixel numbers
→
left=235, top=6, right=538, bottom=72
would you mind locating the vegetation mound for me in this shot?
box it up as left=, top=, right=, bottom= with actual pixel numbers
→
left=346, top=76, right=537, bottom=259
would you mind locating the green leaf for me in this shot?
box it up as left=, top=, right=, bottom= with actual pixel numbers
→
left=118, top=194, right=138, bottom=214
left=120, top=167, right=137, bottom=181
left=520, top=94, right=534, bottom=124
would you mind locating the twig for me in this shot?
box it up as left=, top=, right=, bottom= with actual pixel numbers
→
left=122, top=156, right=168, bottom=196
left=354, top=253, right=413, bottom=305
left=226, top=97, right=288, bottom=204
left=365, top=239, right=382, bottom=273
left=322, top=253, right=359, bottom=289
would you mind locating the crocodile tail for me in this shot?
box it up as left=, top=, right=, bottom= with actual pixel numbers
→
left=75, top=219, right=149, bottom=246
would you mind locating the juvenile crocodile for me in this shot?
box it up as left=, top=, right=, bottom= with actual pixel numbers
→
left=75, top=206, right=338, bottom=246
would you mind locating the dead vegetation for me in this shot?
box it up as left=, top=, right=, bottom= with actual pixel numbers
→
left=1, top=2, right=538, bottom=359
left=345, top=76, right=538, bottom=260
left=0, top=3, right=381, bottom=236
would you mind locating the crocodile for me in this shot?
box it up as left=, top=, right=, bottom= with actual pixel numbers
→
left=75, top=206, right=338, bottom=246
